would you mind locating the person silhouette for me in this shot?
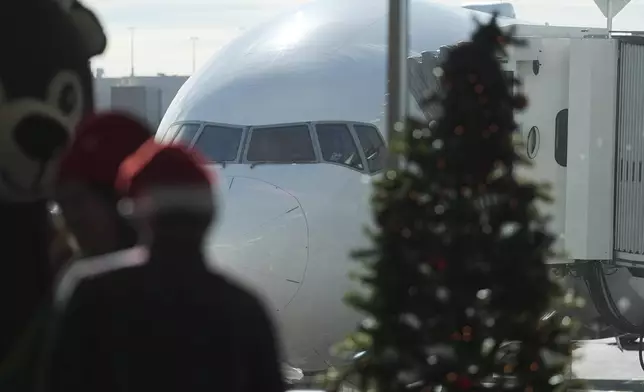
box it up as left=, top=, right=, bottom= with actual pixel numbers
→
left=38, top=143, right=286, bottom=392
left=4, top=112, right=155, bottom=392
left=54, top=111, right=154, bottom=262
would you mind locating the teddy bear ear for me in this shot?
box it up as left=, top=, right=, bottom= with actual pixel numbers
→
left=56, top=0, right=107, bottom=57
left=70, top=1, right=107, bottom=57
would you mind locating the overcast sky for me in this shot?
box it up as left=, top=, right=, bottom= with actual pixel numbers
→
left=83, top=0, right=644, bottom=77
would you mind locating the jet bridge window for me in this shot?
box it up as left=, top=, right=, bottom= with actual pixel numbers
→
left=246, top=125, right=316, bottom=163
left=192, top=124, right=244, bottom=162
left=315, top=123, right=364, bottom=170
left=555, top=109, right=568, bottom=167
left=354, top=124, right=386, bottom=173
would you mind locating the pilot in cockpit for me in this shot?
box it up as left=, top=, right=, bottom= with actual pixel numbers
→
left=319, top=131, right=362, bottom=169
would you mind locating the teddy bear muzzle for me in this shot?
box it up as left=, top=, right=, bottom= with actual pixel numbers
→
left=14, top=114, right=69, bottom=163
left=0, top=97, right=76, bottom=201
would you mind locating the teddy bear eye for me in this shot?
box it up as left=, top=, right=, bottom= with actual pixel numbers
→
left=58, top=82, right=78, bottom=115
left=47, top=71, right=83, bottom=125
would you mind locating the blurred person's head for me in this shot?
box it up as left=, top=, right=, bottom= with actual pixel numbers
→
left=56, top=111, right=153, bottom=257
left=116, top=143, right=216, bottom=252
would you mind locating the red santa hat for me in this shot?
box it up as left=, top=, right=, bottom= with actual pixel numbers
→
left=57, top=111, right=153, bottom=187
left=115, top=143, right=216, bottom=216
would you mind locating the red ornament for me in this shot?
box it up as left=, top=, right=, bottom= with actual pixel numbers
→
left=434, top=258, right=447, bottom=270
left=457, top=376, right=472, bottom=389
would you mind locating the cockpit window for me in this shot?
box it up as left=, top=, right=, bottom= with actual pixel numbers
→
left=246, top=125, right=316, bottom=163
left=172, top=123, right=201, bottom=146
left=315, top=123, right=363, bottom=170
left=354, top=124, right=386, bottom=173
left=161, top=123, right=181, bottom=143
left=192, top=124, right=243, bottom=162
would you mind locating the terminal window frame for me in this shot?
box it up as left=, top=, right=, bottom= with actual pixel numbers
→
left=243, top=123, right=319, bottom=164
left=312, top=121, right=366, bottom=173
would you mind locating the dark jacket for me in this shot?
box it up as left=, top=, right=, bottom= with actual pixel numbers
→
left=0, top=202, right=54, bottom=364
left=37, top=246, right=285, bottom=392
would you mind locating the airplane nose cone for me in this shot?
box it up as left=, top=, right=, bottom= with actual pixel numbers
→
left=206, top=176, right=309, bottom=312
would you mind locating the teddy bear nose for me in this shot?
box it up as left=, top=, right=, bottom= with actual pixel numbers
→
left=14, top=115, right=69, bottom=162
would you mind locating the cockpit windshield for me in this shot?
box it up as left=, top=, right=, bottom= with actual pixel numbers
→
left=160, top=120, right=386, bottom=173
left=316, top=123, right=363, bottom=170
left=246, top=125, right=316, bottom=163
left=192, top=124, right=243, bottom=162
left=173, top=123, right=201, bottom=145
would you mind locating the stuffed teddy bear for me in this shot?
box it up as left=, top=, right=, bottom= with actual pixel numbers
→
left=0, top=0, right=106, bottom=366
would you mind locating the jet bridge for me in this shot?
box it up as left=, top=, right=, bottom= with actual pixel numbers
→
left=612, top=36, right=644, bottom=266
left=407, top=25, right=644, bottom=267
left=502, top=26, right=644, bottom=267
left=501, top=25, right=644, bottom=341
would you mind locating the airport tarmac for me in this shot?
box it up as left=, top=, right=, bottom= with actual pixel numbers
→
left=291, top=339, right=644, bottom=392
left=574, top=338, right=644, bottom=391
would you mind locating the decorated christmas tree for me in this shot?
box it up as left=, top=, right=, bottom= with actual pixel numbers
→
left=328, top=15, right=578, bottom=392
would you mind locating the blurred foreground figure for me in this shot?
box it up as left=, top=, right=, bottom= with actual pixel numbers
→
left=54, top=111, right=152, bottom=262
left=28, top=112, right=154, bottom=391
left=39, top=144, right=286, bottom=392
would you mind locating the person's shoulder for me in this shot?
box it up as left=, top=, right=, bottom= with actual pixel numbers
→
left=206, top=270, right=272, bottom=316
left=206, top=270, right=256, bottom=301
left=53, top=246, right=148, bottom=308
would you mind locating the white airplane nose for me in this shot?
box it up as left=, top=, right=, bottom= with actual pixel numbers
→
left=206, top=176, right=309, bottom=313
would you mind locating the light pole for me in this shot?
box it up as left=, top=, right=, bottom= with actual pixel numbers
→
left=190, top=36, right=199, bottom=74
left=129, top=27, right=136, bottom=77
left=607, top=0, right=613, bottom=37
left=385, top=0, right=409, bottom=171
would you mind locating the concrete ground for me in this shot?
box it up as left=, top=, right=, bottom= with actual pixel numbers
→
left=574, top=338, right=644, bottom=391
left=290, top=338, right=644, bottom=391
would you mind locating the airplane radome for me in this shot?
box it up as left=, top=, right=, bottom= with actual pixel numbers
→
left=156, top=0, right=644, bottom=377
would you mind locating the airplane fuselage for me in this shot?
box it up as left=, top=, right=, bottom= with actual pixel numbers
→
left=156, top=0, right=483, bottom=372
left=156, top=0, right=644, bottom=374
